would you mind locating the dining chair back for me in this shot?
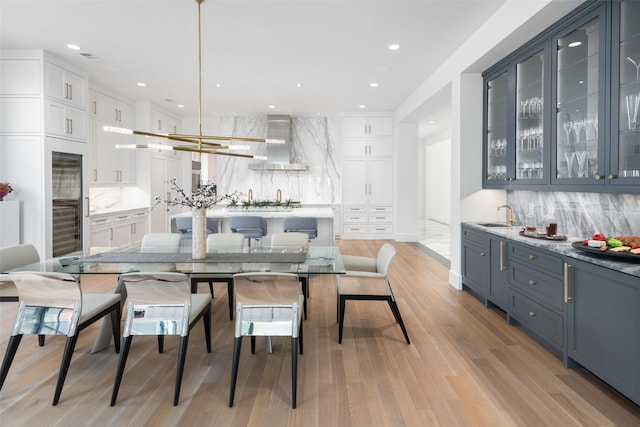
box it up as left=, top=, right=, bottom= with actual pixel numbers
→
left=0, top=244, right=40, bottom=302
left=337, top=243, right=410, bottom=344
left=111, top=272, right=211, bottom=406
left=282, top=216, right=317, bottom=239
left=229, top=272, right=304, bottom=408
left=0, top=271, right=121, bottom=405
left=269, top=232, right=310, bottom=319
left=140, top=233, right=182, bottom=253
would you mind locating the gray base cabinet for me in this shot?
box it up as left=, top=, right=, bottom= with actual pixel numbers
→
left=461, top=226, right=490, bottom=300
left=566, top=258, right=640, bottom=406
left=488, top=237, right=509, bottom=311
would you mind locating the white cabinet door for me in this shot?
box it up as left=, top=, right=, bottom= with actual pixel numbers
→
left=150, top=157, right=182, bottom=232
left=94, top=121, right=119, bottom=183
left=368, top=138, right=393, bottom=157
left=343, top=139, right=367, bottom=157
left=46, top=100, right=87, bottom=141
left=367, top=117, right=393, bottom=137
left=343, top=158, right=367, bottom=205
left=130, top=214, right=148, bottom=244
left=368, top=157, right=393, bottom=205
left=342, top=117, right=368, bottom=138
left=342, top=116, right=392, bottom=137
left=44, top=62, right=87, bottom=109
left=95, top=91, right=119, bottom=122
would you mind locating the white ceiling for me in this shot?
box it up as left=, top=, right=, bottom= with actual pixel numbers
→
left=0, top=0, right=505, bottom=119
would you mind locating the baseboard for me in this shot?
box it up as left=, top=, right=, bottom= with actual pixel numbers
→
left=448, top=270, right=462, bottom=290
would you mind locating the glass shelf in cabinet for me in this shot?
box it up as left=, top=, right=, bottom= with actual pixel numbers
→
left=556, top=53, right=600, bottom=74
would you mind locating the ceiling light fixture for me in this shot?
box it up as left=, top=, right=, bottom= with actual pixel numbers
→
left=568, top=41, right=582, bottom=48
left=67, top=44, right=80, bottom=50
left=388, top=44, right=400, bottom=50
left=137, top=82, right=146, bottom=87
left=369, top=83, right=379, bottom=87
left=108, top=0, right=278, bottom=159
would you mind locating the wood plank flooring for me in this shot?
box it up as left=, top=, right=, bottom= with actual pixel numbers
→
left=1, top=240, right=639, bottom=426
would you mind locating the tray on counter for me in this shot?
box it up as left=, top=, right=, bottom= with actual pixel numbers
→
left=519, top=230, right=567, bottom=241
left=571, top=241, right=640, bottom=262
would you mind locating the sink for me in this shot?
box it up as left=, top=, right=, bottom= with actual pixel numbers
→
left=476, top=222, right=509, bottom=227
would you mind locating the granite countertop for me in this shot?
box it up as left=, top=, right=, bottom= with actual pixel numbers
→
left=465, top=223, right=640, bottom=278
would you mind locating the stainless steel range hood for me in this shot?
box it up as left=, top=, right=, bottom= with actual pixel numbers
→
left=249, top=115, right=308, bottom=171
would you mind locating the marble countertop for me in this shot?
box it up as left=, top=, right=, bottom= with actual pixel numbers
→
left=464, top=223, right=640, bottom=278
left=90, top=207, right=149, bottom=219
left=170, top=206, right=335, bottom=219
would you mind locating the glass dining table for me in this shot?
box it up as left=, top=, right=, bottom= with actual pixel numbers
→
left=1, top=244, right=345, bottom=352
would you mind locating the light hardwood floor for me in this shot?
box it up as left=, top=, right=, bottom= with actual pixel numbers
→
left=1, top=240, right=639, bottom=426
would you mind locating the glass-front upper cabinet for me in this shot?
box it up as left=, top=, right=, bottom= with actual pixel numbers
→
left=484, top=71, right=511, bottom=184
left=553, top=9, right=605, bottom=185
left=612, top=0, right=640, bottom=184
left=516, top=49, right=546, bottom=182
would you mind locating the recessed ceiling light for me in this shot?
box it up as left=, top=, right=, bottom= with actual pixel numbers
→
left=216, top=83, right=221, bottom=87
left=268, top=105, right=276, bottom=109
left=67, top=44, right=80, bottom=50
left=297, top=83, right=302, bottom=88
left=369, top=83, right=379, bottom=87
left=388, top=44, right=400, bottom=50
left=429, top=120, right=436, bottom=125
left=579, top=80, right=584, bottom=84
left=568, top=41, right=582, bottom=48
left=137, top=82, right=146, bottom=87
left=359, top=105, right=366, bottom=109
left=177, top=104, right=184, bottom=108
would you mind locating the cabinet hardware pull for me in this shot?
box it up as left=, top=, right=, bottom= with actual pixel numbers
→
left=109, top=228, right=113, bottom=241
left=65, top=83, right=69, bottom=99
left=84, top=197, right=90, bottom=218
left=69, top=118, right=72, bottom=134
left=376, top=216, right=385, bottom=219
left=528, top=311, right=536, bottom=317
left=93, top=101, right=96, bottom=114
left=68, top=84, right=72, bottom=100
left=528, top=279, right=536, bottom=285
left=499, top=241, right=506, bottom=271
left=528, top=254, right=536, bottom=260
left=480, top=252, right=486, bottom=257
left=608, top=174, right=617, bottom=180
left=594, top=174, right=602, bottom=180
left=564, top=262, right=572, bottom=302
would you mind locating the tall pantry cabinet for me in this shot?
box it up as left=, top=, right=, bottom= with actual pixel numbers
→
left=341, top=115, right=394, bottom=238
left=0, top=49, right=89, bottom=258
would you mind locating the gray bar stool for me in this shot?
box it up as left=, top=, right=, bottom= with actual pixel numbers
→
left=229, top=216, right=267, bottom=247
left=283, top=217, right=317, bottom=240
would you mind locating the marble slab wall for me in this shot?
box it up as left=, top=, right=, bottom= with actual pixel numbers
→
left=507, top=190, right=640, bottom=237
left=214, top=116, right=341, bottom=204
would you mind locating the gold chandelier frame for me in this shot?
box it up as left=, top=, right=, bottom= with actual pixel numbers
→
left=109, top=0, right=277, bottom=159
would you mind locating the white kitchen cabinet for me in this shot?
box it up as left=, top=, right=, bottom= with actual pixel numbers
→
left=129, top=211, right=149, bottom=244
left=44, top=61, right=87, bottom=109
left=150, top=156, right=182, bottom=233
left=149, top=106, right=182, bottom=157
left=90, top=118, right=136, bottom=184
left=46, top=99, right=87, bottom=141
left=95, top=90, right=134, bottom=128
left=89, top=210, right=149, bottom=248
left=341, top=115, right=393, bottom=238
left=342, top=116, right=393, bottom=138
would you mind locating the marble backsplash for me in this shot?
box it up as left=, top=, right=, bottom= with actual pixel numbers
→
left=507, top=191, right=640, bottom=238
left=214, top=116, right=341, bottom=204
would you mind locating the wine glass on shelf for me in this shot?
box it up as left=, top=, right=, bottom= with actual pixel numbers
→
left=573, top=120, right=584, bottom=144
left=490, top=139, right=498, bottom=157
left=563, top=121, right=573, bottom=146
left=576, top=151, right=588, bottom=178
left=565, top=152, right=576, bottom=178
left=520, top=99, right=528, bottom=118
left=499, top=139, right=507, bottom=157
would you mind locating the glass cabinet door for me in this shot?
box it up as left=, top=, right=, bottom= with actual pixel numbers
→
left=516, top=50, right=545, bottom=181
left=554, top=13, right=603, bottom=184
left=615, top=0, right=640, bottom=181
left=485, top=71, right=510, bottom=183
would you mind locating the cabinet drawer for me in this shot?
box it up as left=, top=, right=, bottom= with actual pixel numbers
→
left=343, top=225, right=368, bottom=234
left=368, top=206, right=392, bottom=214
left=509, top=290, right=564, bottom=352
left=343, top=206, right=366, bottom=213
left=343, top=213, right=367, bottom=224
left=368, top=224, right=392, bottom=234
left=509, top=243, right=563, bottom=277
left=462, top=226, right=486, bottom=247
left=368, top=213, right=392, bottom=223
left=510, top=261, right=564, bottom=311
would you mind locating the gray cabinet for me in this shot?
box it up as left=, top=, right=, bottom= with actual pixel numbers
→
left=566, top=257, right=640, bottom=406
left=461, top=225, right=489, bottom=300
left=507, top=242, right=565, bottom=356
left=488, top=237, right=509, bottom=311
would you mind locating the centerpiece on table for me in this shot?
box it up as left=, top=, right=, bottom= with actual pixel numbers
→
left=153, top=178, right=239, bottom=259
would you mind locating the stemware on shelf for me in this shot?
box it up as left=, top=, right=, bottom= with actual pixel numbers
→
left=563, top=121, right=573, bottom=147
left=565, top=151, right=576, bottom=178
left=627, top=56, right=640, bottom=81
left=576, top=151, right=588, bottom=178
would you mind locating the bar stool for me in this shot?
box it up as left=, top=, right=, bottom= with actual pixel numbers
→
left=229, top=216, right=267, bottom=247
left=283, top=217, right=317, bottom=240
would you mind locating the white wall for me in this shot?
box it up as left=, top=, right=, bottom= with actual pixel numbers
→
left=424, top=137, right=451, bottom=224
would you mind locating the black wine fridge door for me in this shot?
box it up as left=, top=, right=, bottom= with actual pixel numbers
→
left=52, top=152, right=83, bottom=257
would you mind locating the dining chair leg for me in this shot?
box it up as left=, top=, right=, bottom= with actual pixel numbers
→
left=291, top=336, right=298, bottom=409
left=0, top=334, right=22, bottom=390
left=387, top=300, right=411, bottom=344
left=300, top=277, right=308, bottom=320
left=52, top=334, right=79, bottom=405
left=299, top=322, right=304, bottom=355
left=227, top=280, right=234, bottom=320
left=38, top=335, right=45, bottom=347
left=110, top=306, right=121, bottom=353
left=338, top=295, right=347, bottom=344
left=158, top=335, right=164, bottom=353
left=111, top=336, right=133, bottom=406
left=208, top=281, right=215, bottom=298
left=229, top=337, right=242, bottom=407
left=250, top=336, right=256, bottom=354
left=174, top=335, right=189, bottom=406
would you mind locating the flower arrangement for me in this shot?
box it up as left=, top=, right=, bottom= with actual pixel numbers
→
left=0, top=182, right=13, bottom=201
left=153, top=178, right=240, bottom=210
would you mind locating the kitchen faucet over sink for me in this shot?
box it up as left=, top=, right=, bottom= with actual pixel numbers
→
left=497, top=204, right=516, bottom=227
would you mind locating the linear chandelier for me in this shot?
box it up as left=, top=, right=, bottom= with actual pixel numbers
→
left=109, top=0, right=277, bottom=159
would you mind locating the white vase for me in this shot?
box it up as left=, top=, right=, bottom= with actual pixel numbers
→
left=191, top=207, right=207, bottom=260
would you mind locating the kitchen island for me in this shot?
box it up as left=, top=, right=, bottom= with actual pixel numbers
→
left=170, top=207, right=336, bottom=246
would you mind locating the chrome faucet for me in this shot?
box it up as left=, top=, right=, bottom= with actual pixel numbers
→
left=497, top=204, right=516, bottom=227
left=248, top=189, right=253, bottom=202
left=276, top=189, right=282, bottom=203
